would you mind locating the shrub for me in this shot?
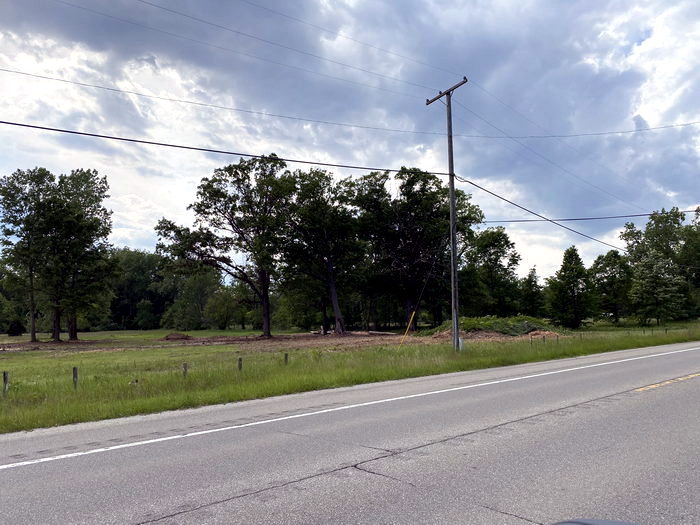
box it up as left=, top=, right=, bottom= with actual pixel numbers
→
left=7, top=318, right=26, bottom=336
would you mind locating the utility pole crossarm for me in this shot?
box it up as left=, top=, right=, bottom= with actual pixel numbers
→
left=425, top=75, right=468, bottom=352
left=425, top=77, right=468, bottom=106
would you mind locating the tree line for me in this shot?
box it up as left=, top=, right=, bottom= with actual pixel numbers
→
left=0, top=160, right=698, bottom=340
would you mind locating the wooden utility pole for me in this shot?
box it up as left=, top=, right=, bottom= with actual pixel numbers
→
left=426, top=76, right=468, bottom=351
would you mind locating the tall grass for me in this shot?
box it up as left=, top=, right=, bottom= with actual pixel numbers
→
left=0, top=324, right=698, bottom=433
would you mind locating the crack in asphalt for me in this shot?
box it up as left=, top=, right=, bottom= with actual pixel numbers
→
left=135, top=383, right=648, bottom=523
left=134, top=454, right=394, bottom=524
left=353, top=463, right=417, bottom=488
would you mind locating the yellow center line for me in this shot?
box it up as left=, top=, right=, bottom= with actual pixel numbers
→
left=635, top=372, right=700, bottom=392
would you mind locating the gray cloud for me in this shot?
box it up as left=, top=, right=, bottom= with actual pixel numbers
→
left=1, top=0, right=698, bottom=275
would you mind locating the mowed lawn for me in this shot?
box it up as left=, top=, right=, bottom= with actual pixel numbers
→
left=0, top=323, right=698, bottom=433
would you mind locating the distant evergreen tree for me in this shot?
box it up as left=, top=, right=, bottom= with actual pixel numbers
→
left=546, top=246, right=594, bottom=328
left=519, top=267, right=544, bottom=317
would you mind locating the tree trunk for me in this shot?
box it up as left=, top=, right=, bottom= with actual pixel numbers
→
left=29, top=270, right=37, bottom=343
left=326, top=260, right=346, bottom=335
left=369, top=297, right=378, bottom=331
left=321, top=300, right=329, bottom=335
left=405, top=301, right=417, bottom=332
left=435, top=304, right=444, bottom=327
left=68, top=315, right=78, bottom=340
left=259, top=271, right=272, bottom=337
left=51, top=307, right=62, bottom=342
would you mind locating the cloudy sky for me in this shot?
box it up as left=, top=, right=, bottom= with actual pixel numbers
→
left=0, top=0, right=698, bottom=278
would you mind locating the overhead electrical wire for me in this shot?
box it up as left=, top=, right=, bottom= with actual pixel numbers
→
left=0, top=119, right=626, bottom=252
left=0, top=67, right=443, bottom=136
left=454, top=174, right=627, bottom=252
left=15, top=3, right=676, bottom=253
left=231, top=2, right=700, bottom=138
left=235, top=0, right=673, bottom=217
left=229, top=0, right=691, bottom=227
left=467, top=79, right=669, bottom=217
left=2, top=4, right=691, bottom=264
left=134, top=0, right=434, bottom=92
left=451, top=97, right=647, bottom=213
left=0, top=119, right=447, bottom=174
left=49, top=0, right=419, bottom=100
left=6, top=65, right=693, bottom=141
left=485, top=210, right=699, bottom=223
left=126, top=0, right=687, bottom=218
left=484, top=121, right=700, bottom=139
left=8, top=67, right=691, bottom=141
left=234, top=0, right=459, bottom=78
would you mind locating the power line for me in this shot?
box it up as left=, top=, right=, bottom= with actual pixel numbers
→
left=233, top=2, right=700, bottom=140
left=42, top=1, right=699, bottom=143
left=0, top=67, right=446, bottom=137
left=12, top=67, right=693, bottom=142
left=449, top=106, right=637, bottom=217
left=484, top=121, right=700, bottom=138
left=0, top=119, right=449, bottom=175
left=8, top=65, right=695, bottom=141
left=452, top=97, right=647, bottom=213
left=455, top=174, right=627, bottom=252
left=234, top=0, right=460, bottom=78
left=50, top=0, right=420, bottom=100
left=236, top=2, right=700, bottom=141
left=134, top=0, right=434, bottom=92
left=465, top=79, right=654, bottom=214
left=0, top=118, right=635, bottom=252
left=485, top=210, right=699, bottom=223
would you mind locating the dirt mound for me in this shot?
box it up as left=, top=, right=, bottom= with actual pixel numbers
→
left=162, top=332, right=192, bottom=341
left=431, top=330, right=508, bottom=341
left=431, top=329, right=562, bottom=342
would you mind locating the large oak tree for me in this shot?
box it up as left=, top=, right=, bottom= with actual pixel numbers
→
left=156, top=155, right=294, bottom=337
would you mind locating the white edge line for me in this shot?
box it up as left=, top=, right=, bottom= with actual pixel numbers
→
left=2, top=345, right=699, bottom=471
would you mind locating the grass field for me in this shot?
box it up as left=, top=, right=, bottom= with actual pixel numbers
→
left=0, top=328, right=295, bottom=347
left=0, top=321, right=698, bottom=434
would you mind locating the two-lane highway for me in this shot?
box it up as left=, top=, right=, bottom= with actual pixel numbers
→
left=1, top=341, right=699, bottom=524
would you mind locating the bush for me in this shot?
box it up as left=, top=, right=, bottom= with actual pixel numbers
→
left=7, top=318, right=26, bottom=336
left=420, top=315, right=558, bottom=336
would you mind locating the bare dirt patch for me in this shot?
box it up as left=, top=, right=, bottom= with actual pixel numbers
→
left=0, top=331, right=418, bottom=354
left=0, top=339, right=99, bottom=353
left=0, top=328, right=564, bottom=355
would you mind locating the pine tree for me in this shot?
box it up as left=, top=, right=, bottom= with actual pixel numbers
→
left=546, top=246, right=593, bottom=328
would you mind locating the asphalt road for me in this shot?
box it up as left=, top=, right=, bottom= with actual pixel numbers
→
left=1, top=341, right=699, bottom=524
